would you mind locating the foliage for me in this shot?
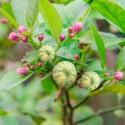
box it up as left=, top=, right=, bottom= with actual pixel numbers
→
left=0, top=0, right=125, bottom=125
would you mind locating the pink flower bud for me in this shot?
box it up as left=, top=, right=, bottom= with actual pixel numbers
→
left=74, top=54, right=80, bottom=60
left=1, top=17, right=7, bottom=24
left=18, top=25, right=27, bottom=33
left=114, top=71, right=124, bottom=80
left=68, top=26, right=73, bottom=32
left=30, top=65, right=35, bottom=70
left=70, top=33, right=75, bottom=38
left=37, top=62, right=42, bottom=67
left=24, top=63, right=30, bottom=67
left=22, top=36, right=28, bottom=43
left=8, top=32, right=19, bottom=41
left=73, top=22, right=83, bottom=33
left=17, top=67, right=29, bottom=75
left=59, top=34, right=66, bottom=41
left=38, top=35, right=44, bottom=41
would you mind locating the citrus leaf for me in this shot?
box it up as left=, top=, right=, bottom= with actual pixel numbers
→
left=116, top=47, right=125, bottom=71
left=92, top=0, right=125, bottom=33
left=39, top=0, right=62, bottom=42
left=0, top=8, right=18, bottom=28
left=26, top=0, right=39, bottom=28
left=0, top=70, right=35, bottom=90
left=90, top=24, right=106, bottom=70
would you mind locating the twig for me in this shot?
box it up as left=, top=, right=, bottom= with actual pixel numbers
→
left=74, top=96, right=90, bottom=109
left=74, top=105, right=125, bottom=124
left=54, top=87, right=65, bottom=102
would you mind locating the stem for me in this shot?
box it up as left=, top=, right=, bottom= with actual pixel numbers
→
left=29, top=36, right=39, bottom=49
left=75, top=105, right=125, bottom=124
left=65, top=91, right=74, bottom=125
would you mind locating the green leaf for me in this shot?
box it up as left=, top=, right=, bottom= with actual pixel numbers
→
left=92, top=0, right=125, bottom=33
left=0, top=70, right=35, bottom=90
left=89, top=84, right=125, bottom=97
left=26, top=0, right=39, bottom=28
left=109, top=0, right=125, bottom=10
left=53, top=0, right=89, bottom=27
left=116, top=47, right=125, bottom=71
left=2, top=2, right=14, bottom=18
left=41, top=74, right=56, bottom=93
left=39, top=0, right=62, bottom=42
left=0, top=8, right=18, bottom=28
left=11, top=0, right=29, bottom=27
left=90, top=24, right=106, bottom=70
left=21, top=50, right=39, bottom=63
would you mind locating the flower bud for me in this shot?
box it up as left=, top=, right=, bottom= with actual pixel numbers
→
left=37, top=62, right=42, bottom=67
left=78, top=72, right=100, bottom=91
left=59, top=34, right=66, bottom=41
left=1, top=17, right=7, bottom=24
left=38, top=35, right=44, bottom=41
left=68, top=26, right=73, bottom=32
left=24, top=63, right=30, bottom=67
left=18, top=25, right=27, bottom=33
left=9, top=32, right=19, bottom=41
left=114, top=71, right=124, bottom=80
left=52, top=61, right=77, bottom=88
left=30, top=65, right=36, bottom=70
left=17, top=67, right=29, bottom=75
left=22, top=36, right=28, bottom=42
left=70, top=33, right=75, bottom=38
left=74, top=54, right=80, bottom=60
left=73, top=22, right=83, bottom=33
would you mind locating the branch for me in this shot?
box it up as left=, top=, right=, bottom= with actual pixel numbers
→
left=74, top=105, right=125, bottom=124
left=65, top=91, right=73, bottom=110
left=74, top=96, right=90, bottom=109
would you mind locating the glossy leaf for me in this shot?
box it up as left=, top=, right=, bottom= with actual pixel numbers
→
left=21, top=50, right=39, bottom=63
left=89, top=84, right=125, bottom=97
left=11, top=0, right=29, bottom=27
left=26, top=0, right=39, bottom=28
left=90, top=24, right=106, bottom=70
left=92, top=0, right=125, bottom=33
left=0, top=70, right=35, bottom=90
left=39, top=0, right=62, bottom=42
left=2, top=2, right=14, bottom=18
left=116, top=47, right=125, bottom=71
left=0, top=8, right=18, bottom=28
left=41, top=74, right=56, bottom=93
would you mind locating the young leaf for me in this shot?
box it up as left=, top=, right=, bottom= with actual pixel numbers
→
left=2, top=2, right=15, bottom=18
left=0, top=8, right=18, bottom=28
left=92, top=0, right=125, bottom=33
left=116, top=47, right=125, bottom=71
left=0, top=70, right=35, bottom=90
left=41, top=74, right=56, bottom=94
left=90, top=24, right=106, bottom=70
left=11, top=0, right=29, bottom=27
left=39, top=0, right=62, bottom=42
left=26, top=0, right=39, bottom=28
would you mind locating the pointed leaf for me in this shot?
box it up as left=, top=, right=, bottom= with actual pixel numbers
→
left=116, top=47, right=125, bottom=71
left=90, top=24, right=106, bottom=70
left=39, top=0, right=62, bottom=42
left=0, top=70, right=35, bottom=90
left=92, top=0, right=125, bottom=33
left=26, top=0, right=39, bottom=28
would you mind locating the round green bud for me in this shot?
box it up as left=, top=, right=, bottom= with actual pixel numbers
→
left=52, top=61, right=77, bottom=88
left=78, top=72, right=100, bottom=91
left=38, top=45, right=55, bottom=63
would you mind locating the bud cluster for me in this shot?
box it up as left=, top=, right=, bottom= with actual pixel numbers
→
left=8, top=25, right=29, bottom=43
left=59, top=22, right=83, bottom=41
left=17, top=61, right=42, bottom=76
